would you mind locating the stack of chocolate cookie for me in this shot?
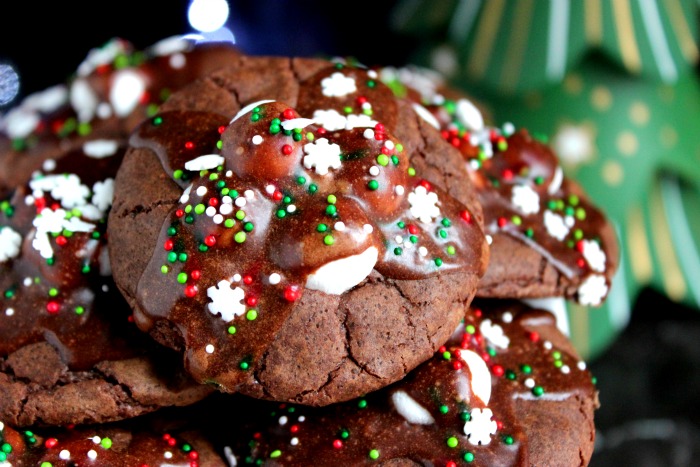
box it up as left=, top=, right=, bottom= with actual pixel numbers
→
left=0, top=41, right=618, bottom=466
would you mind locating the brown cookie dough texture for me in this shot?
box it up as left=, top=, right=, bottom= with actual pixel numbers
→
left=212, top=300, right=599, bottom=466
left=0, top=36, right=240, bottom=197
left=379, top=66, right=619, bottom=306
left=0, top=142, right=212, bottom=427
left=108, top=56, right=489, bottom=406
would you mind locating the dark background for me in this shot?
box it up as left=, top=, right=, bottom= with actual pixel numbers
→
left=2, top=2, right=699, bottom=465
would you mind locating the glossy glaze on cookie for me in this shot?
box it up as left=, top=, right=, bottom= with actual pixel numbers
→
left=127, top=63, right=488, bottom=393
left=382, top=67, right=618, bottom=305
left=0, top=142, right=139, bottom=370
left=0, top=420, right=216, bottom=466
left=0, top=36, right=240, bottom=196
left=225, top=300, right=597, bottom=466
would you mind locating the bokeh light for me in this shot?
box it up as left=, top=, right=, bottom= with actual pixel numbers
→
left=0, top=64, right=20, bottom=107
left=188, top=0, right=230, bottom=33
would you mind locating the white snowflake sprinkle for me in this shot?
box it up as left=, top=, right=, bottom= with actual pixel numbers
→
left=321, top=72, right=357, bottom=97
left=479, top=319, right=509, bottom=349
left=91, top=179, right=114, bottom=212
left=544, top=210, right=569, bottom=241
left=0, top=227, right=22, bottom=262
left=581, top=240, right=606, bottom=272
left=577, top=274, right=608, bottom=306
left=312, top=109, right=347, bottom=131
left=30, top=174, right=90, bottom=209
left=408, top=185, right=440, bottom=224
left=303, top=138, right=342, bottom=175
left=511, top=184, right=540, bottom=214
left=464, top=408, right=497, bottom=445
left=207, top=280, right=246, bottom=322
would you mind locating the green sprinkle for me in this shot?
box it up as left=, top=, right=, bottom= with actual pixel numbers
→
left=161, top=265, right=169, bottom=274
left=167, top=252, right=177, bottom=263
left=178, top=252, right=188, bottom=262
left=369, top=449, right=380, bottom=460
left=167, top=227, right=177, bottom=236
left=447, top=437, right=459, bottom=448
left=283, top=196, right=292, bottom=204
left=512, top=216, right=522, bottom=226
left=464, top=451, right=475, bottom=462
left=246, top=309, right=258, bottom=320
left=235, top=232, right=246, bottom=243
left=440, top=405, right=449, bottom=414
left=569, top=195, right=579, bottom=206
left=317, top=223, right=328, bottom=232
left=270, top=450, right=282, bottom=459
left=101, top=438, right=112, bottom=449
left=325, top=205, right=337, bottom=216
left=327, top=194, right=337, bottom=204
left=434, top=257, right=443, bottom=267
left=228, top=326, right=236, bottom=334
left=244, top=222, right=254, bottom=232
left=153, top=116, right=163, bottom=125
left=185, top=205, right=193, bottom=213
left=177, top=272, right=188, bottom=284
left=576, top=208, right=587, bottom=220
left=506, top=370, right=517, bottom=380
left=441, top=218, right=451, bottom=227
left=442, top=351, right=451, bottom=360
left=446, top=245, right=456, bottom=255
left=296, top=176, right=306, bottom=185
left=466, top=324, right=476, bottom=334
left=391, top=155, right=400, bottom=165
left=1, top=444, right=11, bottom=454
left=240, top=361, right=249, bottom=370
left=357, top=399, right=367, bottom=409
left=194, top=204, right=206, bottom=215
left=394, top=247, right=403, bottom=255
left=224, top=219, right=235, bottom=228
left=409, top=235, right=418, bottom=243
left=376, top=154, right=389, bottom=166
left=309, top=184, right=318, bottom=194
left=407, top=167, right=416, bottom=176
left=199, top=244, right=209, bottom=252
left=340, top=430, right=350, bottom=439
left=324, top=235, right=335, bottom=245
left=438, top=229, right=447, bottom=239
left=182, top=444, right=192, bottom=453
left=75, top=306, right=85, bottom=315
left=173, top=169, right=183, bottom=179
left=367, top=180, right=379, bottom=190
left=293, top=132, right=302, bottom=141
left=276, top=209, right=287, bottom=218
left=460, top=411, right=471, bottom=421
left=40, top=462, right=51, bottom=467
left=525, top=228, right=534, bottom=238
left=236, top=210, right=246, bottom=220
left=48, top=287, right=58, bottom=297
left=521, top=364, right=532, bottom=374
left=532, top=386, right=545, bottom=397
left=503, top=435, right=514, bottom=445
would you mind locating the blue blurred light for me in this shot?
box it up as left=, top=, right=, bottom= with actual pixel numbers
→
left=188, top=0, right=230, bottom=33
left=0, top=64, right=20, bottom=107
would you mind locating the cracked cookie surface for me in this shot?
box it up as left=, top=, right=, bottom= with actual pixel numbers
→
left=108, top=56, right=489, bottom=406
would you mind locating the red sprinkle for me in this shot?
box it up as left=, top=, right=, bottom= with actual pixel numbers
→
left=527, top=331, right=540, bottom=342
left=447, top=462, right=457, bottom=467
left=55, top=235, right=68, bottom=246
left=502, top=169, right=514, bottom=180
left=439, top=345, right=447, bottom=354
left=408, top=224, right=419, bottom=235
left=46, top=301, right=60, bottom=314
left=208, top=197, right=219, bottom=207
left=188, top=451, right=199, bottom=460
left=218, top=125, right=226, bottom=134
left=184, top=285, right=198, bottom=298
left=492, top=364, right=505, bottom=377
left=191, top=270, right=201, bottom=280
left=175, top=209, right=185, bottom=218
left=204, top=235, right=217, bottom=247
left=284, top=285, right=301, bottom=302
left=164, top=239, right=174, bottom=251
left=290, top=425, right=299, bottom=433
left=283, top=108, right=295, bottom=120
left=243, top=275, right=253, bottom=285
left=497, top=217, right=507, bottom=228
left=460, top=210, right=472, bottom=223
left=282, top=144, right=293, bottom=155
left=45, top=438, right=58, bottom=449
left=577, top=258, right=586, bottom=268
left=419, top=179, right=432, bottom=191
left=246, top=296, right=258, bottom=306
left=272, top=191, right=283, bottom=201
left=496, top=420, right=504, bottom=430
left=185, top=141, right=194, bottom=150
left=452, top=360, right=463, bottom=370
left=333, top=439, right=343, bottom=449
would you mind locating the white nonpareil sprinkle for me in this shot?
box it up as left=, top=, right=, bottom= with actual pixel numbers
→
left=369, top=166, right=380, bottom=176
left=395, top=185, right=405, bottom=195
left=363, top=128, right=374, bottom=139
left=419, top=246, right=428, bottom=257
left=287, top=204, right=296, bottom=213
left=43, top=159, right=57, bottom=171
left=298, top=416, right=306, bottom=422
left=91, top=436, right=101, bottom=444
left=205, top=344, right=215, bottom=354
left=196, top=186, right=208, bottom=196
left=169, top=53, right=186, bottom=69
left=278, top=415, right=288, bottom=425
left=245, top=190, right=255, bottom=199
left=269, top=273, right=281, bottom=285
left=164, top=451, right=173, bottom=459
left=87, top=450, right=97, bottom=460
left=5, top=308, right=14, bottom=316
left=524, top=378, right=535, bottom=388
left=59, top=450, right=71, bottom=460
left=235, top=197, right=246, bottom=207
left=501, top=312, right=513, bottom=323
left=334, top=222, right=345, bottom=232
left=206, top=206, right=217, bottom=217
left=578, top=361, right=587, bottom=370
left=213, top=214, right=224, bottom=224
left=363, top=224, right=374, bottom=234
left=290, top=437, right=299, bottom=446
left=252, top=134, right=263, bottom=145
left=265, top=184, right=276, bottom=194
left=561, top=365, right=571, bottom=374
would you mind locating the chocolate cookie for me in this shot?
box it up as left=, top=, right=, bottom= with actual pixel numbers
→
left=0, top=412, right=224, bottom=466
left=108, top=56, right=489, bottom=406
left=212, top=300, right=599, bottom=466
left=0, top=35, right=240, bottom=197
left=381, top=67, right=619, bottom=305
left=0, top=142, right=212, bottom=427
